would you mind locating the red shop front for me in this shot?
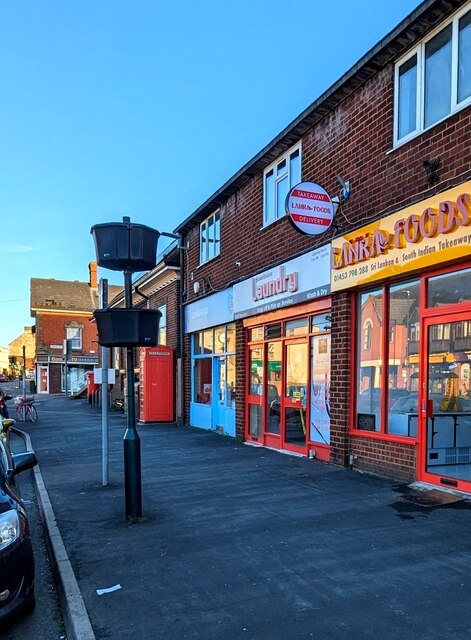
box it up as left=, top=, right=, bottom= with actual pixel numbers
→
left=244, top=299, right=331, bottom=461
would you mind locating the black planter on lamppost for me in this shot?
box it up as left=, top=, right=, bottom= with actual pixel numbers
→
left=91, top=216, right=161, bottom=521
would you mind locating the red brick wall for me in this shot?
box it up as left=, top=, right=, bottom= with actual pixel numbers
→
left=35, top=312, right=99, bottom=357
left=349, top=437, right=417, bottom=483
left=179, top=53, right=471, bottom=480
left=182, top=67, right=471, bottom=310
left=49, top=363, right=62, bottom=394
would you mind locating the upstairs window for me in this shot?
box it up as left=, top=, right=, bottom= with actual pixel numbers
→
left=66, top=326, right=82, bottom=350
left=394, top=4, right=471, bottom=145
left=200, top=210, right=220, bottom=264
left=263, top=143, right=301, bottom=226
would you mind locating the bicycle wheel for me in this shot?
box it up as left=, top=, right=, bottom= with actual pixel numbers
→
left=17, top=404, right=25, bottom=422
left=29, top=405, right=38, bottom=423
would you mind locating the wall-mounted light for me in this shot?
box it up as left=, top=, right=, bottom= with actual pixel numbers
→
left=193, top=281, right=200, bottom=295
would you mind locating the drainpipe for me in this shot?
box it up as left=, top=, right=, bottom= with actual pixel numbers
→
left=179, top=241, right=185, bottom=425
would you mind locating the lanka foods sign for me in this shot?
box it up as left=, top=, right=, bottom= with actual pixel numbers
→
left=331, top=181, right=471, bottom=291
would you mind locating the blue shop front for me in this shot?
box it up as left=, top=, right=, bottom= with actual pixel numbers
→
left=185, top=288, right=236, bottom=436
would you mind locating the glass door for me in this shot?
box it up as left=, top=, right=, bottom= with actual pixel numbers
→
left=247, top=346, right=264, bottom=440
left=213, top=356, right=225, bottom=431
left=39, top=366, right=48, bottom=393
left=422, top=314, right=471, bottom=489
left=266, top=342, right=282, bottom=437
left=283, top=340, right=308, bottom=451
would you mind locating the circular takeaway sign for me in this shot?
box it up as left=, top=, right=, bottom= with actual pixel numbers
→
left=285, top=181, right=334, bottom=236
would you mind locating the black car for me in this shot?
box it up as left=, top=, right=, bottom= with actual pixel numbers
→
left=0, top=418, right=38, bottom=621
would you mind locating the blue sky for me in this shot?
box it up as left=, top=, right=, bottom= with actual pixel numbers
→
left=0, top=0, right=420, bottom=347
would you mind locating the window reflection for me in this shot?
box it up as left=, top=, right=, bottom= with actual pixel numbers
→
left=427, top=267, right=471, bottom=306
left=356, top=289, right=383, bottom=431
left=249, top=347, right=263, bottom=396
left=267, top=342, right=281, bottom=435
left=194, top=359, right=212, bottom=404
left=425, top=25, right=452, bottom=127
left=387, top=280, right=420, bottom=436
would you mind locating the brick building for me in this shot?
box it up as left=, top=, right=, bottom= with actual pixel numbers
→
left=31, top=262, right=121, bottom=394
left=8, top=326, right=36, bottom=376
left=172, top=0, right=471, bottom=493
left=109, top=243, right=181, bottom=422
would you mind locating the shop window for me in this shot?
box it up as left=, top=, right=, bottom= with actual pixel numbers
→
left=427, top=266, right=471, bottom=307
left=66, top=326, right=82, bottom=350
left=249, top=347, right=263, bottom=395
left=194, top=359, right=212, bottom=404
left=249, top=327, right=264, bottom=341
left=265, top=323, right=282, bottom=340
left=215, top=326, right=226, bottom=353
left=356, top=290, right=383, bottom=432
left=394, top=4, right=471, bottom=145
left=285, top=318, right=308, bottom=336
left=226, top=324, right=236, bottom=352
left=311, top=314, right=331, bottom=333
left=157, top=304, right=167, bottom=345
left=200, top=210, right=220, bottom=264
left=355, top=281, right=420, bottom=437
left=310, top=331, right=331, bottom=445
left=226, top=355, right=236, bottom=407
left=248, top=404, right=262, bottom=437
left=263, top=143, right=301, bottom=226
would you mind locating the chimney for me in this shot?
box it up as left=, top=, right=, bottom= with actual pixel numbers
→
left=89, top=261, right=98, bottom=289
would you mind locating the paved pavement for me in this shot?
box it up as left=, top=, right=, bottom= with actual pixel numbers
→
left=10, top=391, right=471, bottom=640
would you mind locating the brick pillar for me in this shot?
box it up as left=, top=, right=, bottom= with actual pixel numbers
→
left=330, top=292, right=352, bottom=466
left=235, top=320, right=246, bottom=439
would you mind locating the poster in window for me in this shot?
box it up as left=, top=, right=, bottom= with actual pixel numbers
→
left=310, top=335, right=331, bottom=445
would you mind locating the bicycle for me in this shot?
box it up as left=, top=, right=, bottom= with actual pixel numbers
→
left=15, top=396, right=38, bottom=423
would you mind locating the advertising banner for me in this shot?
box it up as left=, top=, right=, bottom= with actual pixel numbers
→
left=331, top=181, right=471, bottom=291
left=185, top=287, right=234, bottom=333
left=233, top=244, right=330, bottom=320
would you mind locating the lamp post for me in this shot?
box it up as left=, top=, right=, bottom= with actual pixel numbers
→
left=123, top=266, right=142, bottom=519
left=91, top=216, right=162, bottom=521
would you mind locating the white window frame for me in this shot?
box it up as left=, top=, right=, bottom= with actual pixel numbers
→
left=66, top=326, right=82, bottom=350
left=199, top=210, right=220, bottom=265
left=262, top=142, right=302, bottom=227
left=394, top=2, right=471, bottom=147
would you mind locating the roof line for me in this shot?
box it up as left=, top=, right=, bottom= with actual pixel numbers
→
left=174, top=0, right=460, bottom=234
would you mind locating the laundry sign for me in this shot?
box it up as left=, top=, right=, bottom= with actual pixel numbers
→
left=233, top=245, right=330, bottom=319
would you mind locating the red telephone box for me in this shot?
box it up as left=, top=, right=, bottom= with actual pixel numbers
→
left=139, top=346, right=174, bottom=423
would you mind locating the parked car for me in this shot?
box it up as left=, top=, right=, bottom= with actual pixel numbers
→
left=357, top=387, right=411, bottom=414
left=0, top=418, right=38, bottom=621
left=390, top=393, right=471, bottom=414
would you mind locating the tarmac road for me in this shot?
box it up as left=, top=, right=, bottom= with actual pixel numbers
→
left=1, top=431, right=66, bottom=640
left=8, top=389, right=471, bottom=640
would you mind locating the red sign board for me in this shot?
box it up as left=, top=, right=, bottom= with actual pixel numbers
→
left=286, top=182, right=334, bottom=236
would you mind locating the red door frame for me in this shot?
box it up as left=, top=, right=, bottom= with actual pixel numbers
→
left=281, top=338, right=309, bottom=455
left=418, top=308, right=471, bottom=492
left=244, top=299, right=332, bottom=455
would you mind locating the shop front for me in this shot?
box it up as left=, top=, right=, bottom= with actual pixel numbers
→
left=35, top=354, right=99, bottom=394
left=185, top=288, right=236, bottom=436
left=234, top=245, right=331, bottom=460
left=332, top=180, right=471, bottom=492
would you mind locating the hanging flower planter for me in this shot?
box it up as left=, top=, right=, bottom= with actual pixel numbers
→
left=90, top=221, right=160, bottom=272
left=93, top=308, right=162, bottom=347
